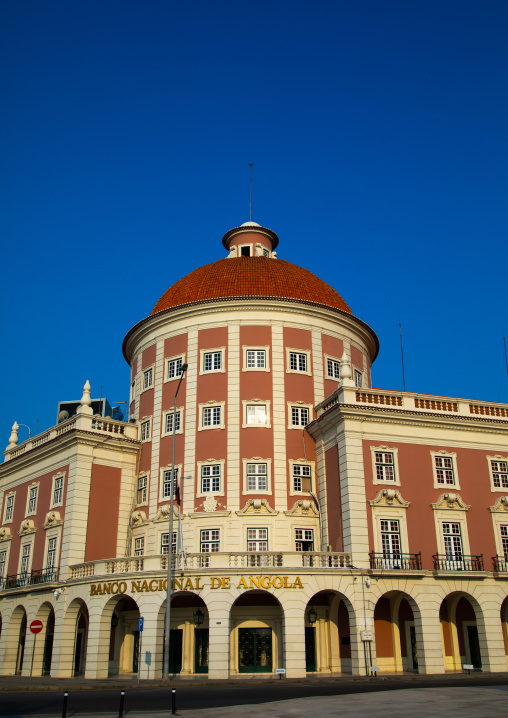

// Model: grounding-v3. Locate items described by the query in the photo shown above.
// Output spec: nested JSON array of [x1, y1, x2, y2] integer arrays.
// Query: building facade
[[0, 221, 507, 679]]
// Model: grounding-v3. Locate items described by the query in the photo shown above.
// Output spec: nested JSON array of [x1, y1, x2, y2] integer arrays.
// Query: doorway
[[305, 627, 316, 672], [195, 628, 209, 673], [238, 627, 272, 673]]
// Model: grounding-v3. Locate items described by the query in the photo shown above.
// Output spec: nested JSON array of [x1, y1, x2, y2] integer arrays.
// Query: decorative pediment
[[201, 496, 228, 513], [368, 489, 410, 508], [237, 498, 279, 516], [284, 499, 319, 517], [431, 492, 470, 511], [488, 496, 508, 513], [43, 511, 63, 529], [0, 526, 12, 541], [130, 509, 148, 527], [18, 519, 36, 536], [153, 504, 180, 522]]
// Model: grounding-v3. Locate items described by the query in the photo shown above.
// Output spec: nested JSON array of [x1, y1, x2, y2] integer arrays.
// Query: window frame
[[159, 464, 182, 502], [353, 368, 363, 387], [286, 348, 312, 376], [487, 455, 508, 492], [242, 458, 272, 495], [134, 536, 145, 556], [324, 354, 341, 381], [371, 445, 400, 486], [295, 528, 314, 552], [137, 474, 148, 505], [0, 547, 8, 584], [289, 460, 314, 496], [140, 417, 152, 442], [25, 483, 39, 517], [3, 493, 15, 524], [164, 354, 186, 384], [50, 472, 65, 508], [141, 364, 154, 392], [162, 407, 184, 437], [19, 539, 34, 575], [200, 528, 220, 561], [197, 459, 225, 498], [199, 347, 226, 375], [287, 402, 313, 430], [242, 346, 270, 372], [198, 401, 225, 431], [433, 510, 470, 560], [431, 451, 460, 490], [246, 527, 268, 552], [242, 399, 271, 428]]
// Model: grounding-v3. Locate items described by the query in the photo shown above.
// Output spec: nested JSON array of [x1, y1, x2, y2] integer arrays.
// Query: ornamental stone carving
[[153, 504, 180, 522], [238, 498, 278, 515], [368, 489, 410, 508], [431, 492, 470, 511], [43, 511, 63, 529], [285, 500, 319, 516], [0, 526, 12, 540], [488, 496, 508, 513], [130, 510, 148, 527], [18, 519, 36, 536]]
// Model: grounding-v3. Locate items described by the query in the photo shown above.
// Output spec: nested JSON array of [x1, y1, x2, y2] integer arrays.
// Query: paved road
[[1, 675, 508, 716]]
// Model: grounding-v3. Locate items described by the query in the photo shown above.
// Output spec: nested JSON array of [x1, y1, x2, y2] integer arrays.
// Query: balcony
[[1, 568, 59, 591], [492, 556, 508, 572], [432, 554, 484, 572], [369, 552, 422, 570]]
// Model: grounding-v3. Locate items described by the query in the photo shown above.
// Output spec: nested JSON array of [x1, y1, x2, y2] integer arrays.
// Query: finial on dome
[[6, 421, 19, 450]]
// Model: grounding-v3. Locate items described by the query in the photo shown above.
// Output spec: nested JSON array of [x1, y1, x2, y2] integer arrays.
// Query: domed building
[[0, 220, 507, 681]]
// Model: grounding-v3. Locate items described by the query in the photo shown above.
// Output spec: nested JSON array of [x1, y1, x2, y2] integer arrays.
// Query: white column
[[271, 324, 287, 513], [207, 600, 231, 679], [226, 324, 241, 513], [283, 603, 307, 678]]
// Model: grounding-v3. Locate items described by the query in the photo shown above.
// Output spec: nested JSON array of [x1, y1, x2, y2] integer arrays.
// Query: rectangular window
[[137, 475, 148, 504], [164, 411, 181, 434], [203, 351, 222, 372], [247, 528, 268, 552], [435, 456, 455, 485], [291, 406, 310, 427], [246, 463, 268, 491], [52, 477, 63, 506], [161, 532, 177, 555], [140, 419, 151, 441], [201, 529, 220, 553], [202, 406, 221, 427], [375, 452, 395, 482], [134, 537, 145, 556], [246, 350, 266, 369], [289, 352, 307, 373], [246, 404, 267, 426], [354, 369, 363, 387], [0, 550, 6, 581], [381, 519, 401, 567], [327, 358, 341, 380], [143, 367, 153, 390], [27, 486, 38, 515], [162, 468, 178, 499], [501, 525, 508, 559], [4, 494, 14, 522], [167, 356, 183, 380], [443, 522, 464, 568], [20, 544, 31, 574], [295, 528, 314, 552], [292, 464, 312, 493], [491, 460, 508, 489], [46, 537, 57, 570], [201, 465, 221, 493]]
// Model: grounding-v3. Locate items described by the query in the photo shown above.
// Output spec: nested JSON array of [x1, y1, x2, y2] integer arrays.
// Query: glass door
[[195, 628, 209, 673], [305, 627, 316, 672], [238, 628, 272, 673]]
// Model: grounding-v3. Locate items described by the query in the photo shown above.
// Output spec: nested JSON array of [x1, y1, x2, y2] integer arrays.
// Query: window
[[326, 357, 341, 380], [375, 452, 395, 482], [381, 519, 401, 567], [243, 401, 270, 427], [246, 463, 268, 491], [289, 351, 307, 373], [27, 485, 38, 516], [201, 529, 220, 553], [295, 529, 314, 552], [240, 245, 251, 257], [51, 474, 64, 507], [199, 402, 225, 430], [0, 549, 6, 584], [501, 525, 508, 559], [443, 522, 464, 568], [489, 457, 508, 490], [142, 366, 153, 390], [161, 532, 177, 555], [292, 464, 312, 493], [134, 537, 145, 556], [130, 379, 136, 404], [246, 350, 265, 368], [290, 405, 310, 428], [20, 544, 31, 574], [166, 355, 184, 381], [354, 369, 363, 387], [4, 494, 14, 523], [46, 537, 57, 570], [435, 456, 455, 485], [140, 418, 151, 442], [201, 464, 221, 494], [163, 409, 182, 436], [247, 528, 268, 552], [200, 348, 225, 374], [162, 468, 179, 499], [137, 475, 148, 504]]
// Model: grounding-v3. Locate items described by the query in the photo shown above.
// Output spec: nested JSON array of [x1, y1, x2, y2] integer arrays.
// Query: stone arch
[[439, 591, 484, 671], [373, 590, 423, 674], [230, 589, 284, 675], [58, 598, 89, 678], [3, 605, 27, 675], [98, 593, 141, 677], [304, 589, 354, 674], [501, 596, 508, 668], [32, 602, 55, 677], [156, 590, 209, 677]]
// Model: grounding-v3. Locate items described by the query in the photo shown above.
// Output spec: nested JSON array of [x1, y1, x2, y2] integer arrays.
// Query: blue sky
[[1, 1, 507, 442]]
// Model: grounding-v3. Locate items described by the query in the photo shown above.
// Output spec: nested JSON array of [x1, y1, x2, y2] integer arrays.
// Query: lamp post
[[163, 362, 188, 679]]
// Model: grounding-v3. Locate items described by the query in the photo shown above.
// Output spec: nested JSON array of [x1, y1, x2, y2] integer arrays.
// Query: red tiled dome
[[151, 257, 352, 315]]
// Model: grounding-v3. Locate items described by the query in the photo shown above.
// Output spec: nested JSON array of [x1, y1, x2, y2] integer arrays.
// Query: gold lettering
[[260, 576, 271, 589], [96, 584, 103, 595], [272, 576, 283, 589], [293, 576, 303, 588], [90, 584, 97, 596], [194, 577, 202, 589], [140, 580, 149, 592], [103, 583, 111, 595], [283, 577, 289, 588], [184, 578, 194, 590], [131, 581, 141, 592], [118, 582, 127, 593], [173, 578, 183, 591], [159, 579, 164, 591], [221, 577, 230, 589], [149, 579, 159, 592], [237, 576, 248, 589], [162, 579, 167, 591], [111, 582, 119, 594], [249, 576, 260, 588], [211, 577, 221, 589]]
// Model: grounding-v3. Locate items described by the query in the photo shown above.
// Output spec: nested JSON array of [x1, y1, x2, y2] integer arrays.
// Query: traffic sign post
[[137, 617, 143, 683], [29, 620, 44, 684]]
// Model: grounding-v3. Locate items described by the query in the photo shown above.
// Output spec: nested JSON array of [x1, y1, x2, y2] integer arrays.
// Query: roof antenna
[[399, 322, 406, 392], [249, 163, 254, 221], [504, 337, 508, 380]]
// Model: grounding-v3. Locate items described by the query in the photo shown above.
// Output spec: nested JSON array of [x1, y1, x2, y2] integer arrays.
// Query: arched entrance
[[107, 596, 141, 676], [31, 602, 55, 676], [156, 592, 209, 676], [501, 597, 508, 669], [59, 599, 89, 677], [230, 590, 283, 675], [304, 591, 353, 674], [440, 593, 482, 671], [374, 592, 420, 673], [2, 606, 27, 675]]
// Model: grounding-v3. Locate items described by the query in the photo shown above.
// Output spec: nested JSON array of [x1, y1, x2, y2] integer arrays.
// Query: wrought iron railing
[[1, 568, 59, 590], [432, 554, 484, 571], [492, 555, 508, 572], [369, 552, 422, 570]]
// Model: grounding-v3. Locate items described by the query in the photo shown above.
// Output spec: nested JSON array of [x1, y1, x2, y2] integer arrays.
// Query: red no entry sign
[[30, 620, 43, 634]]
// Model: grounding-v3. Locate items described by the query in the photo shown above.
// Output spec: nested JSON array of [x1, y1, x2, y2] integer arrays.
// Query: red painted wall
[[325, 446, 343, 551], [84, 465, 121, 561]]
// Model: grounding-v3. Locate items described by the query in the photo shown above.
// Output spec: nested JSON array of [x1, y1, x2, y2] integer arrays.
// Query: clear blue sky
[[1, 1, 507, 442]]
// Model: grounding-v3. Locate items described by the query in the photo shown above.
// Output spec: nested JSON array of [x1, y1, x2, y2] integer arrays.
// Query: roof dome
[[150, 257, 352, 316]]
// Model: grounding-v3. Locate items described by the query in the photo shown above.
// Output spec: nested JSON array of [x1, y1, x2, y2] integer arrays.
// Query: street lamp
[[193, 609, 204, 627], [307, 607, 317, 625], [163, 362, 188, 679]]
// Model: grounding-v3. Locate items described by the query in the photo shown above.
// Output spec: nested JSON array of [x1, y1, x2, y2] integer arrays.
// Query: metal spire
[[249, 163, 253, 221]]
